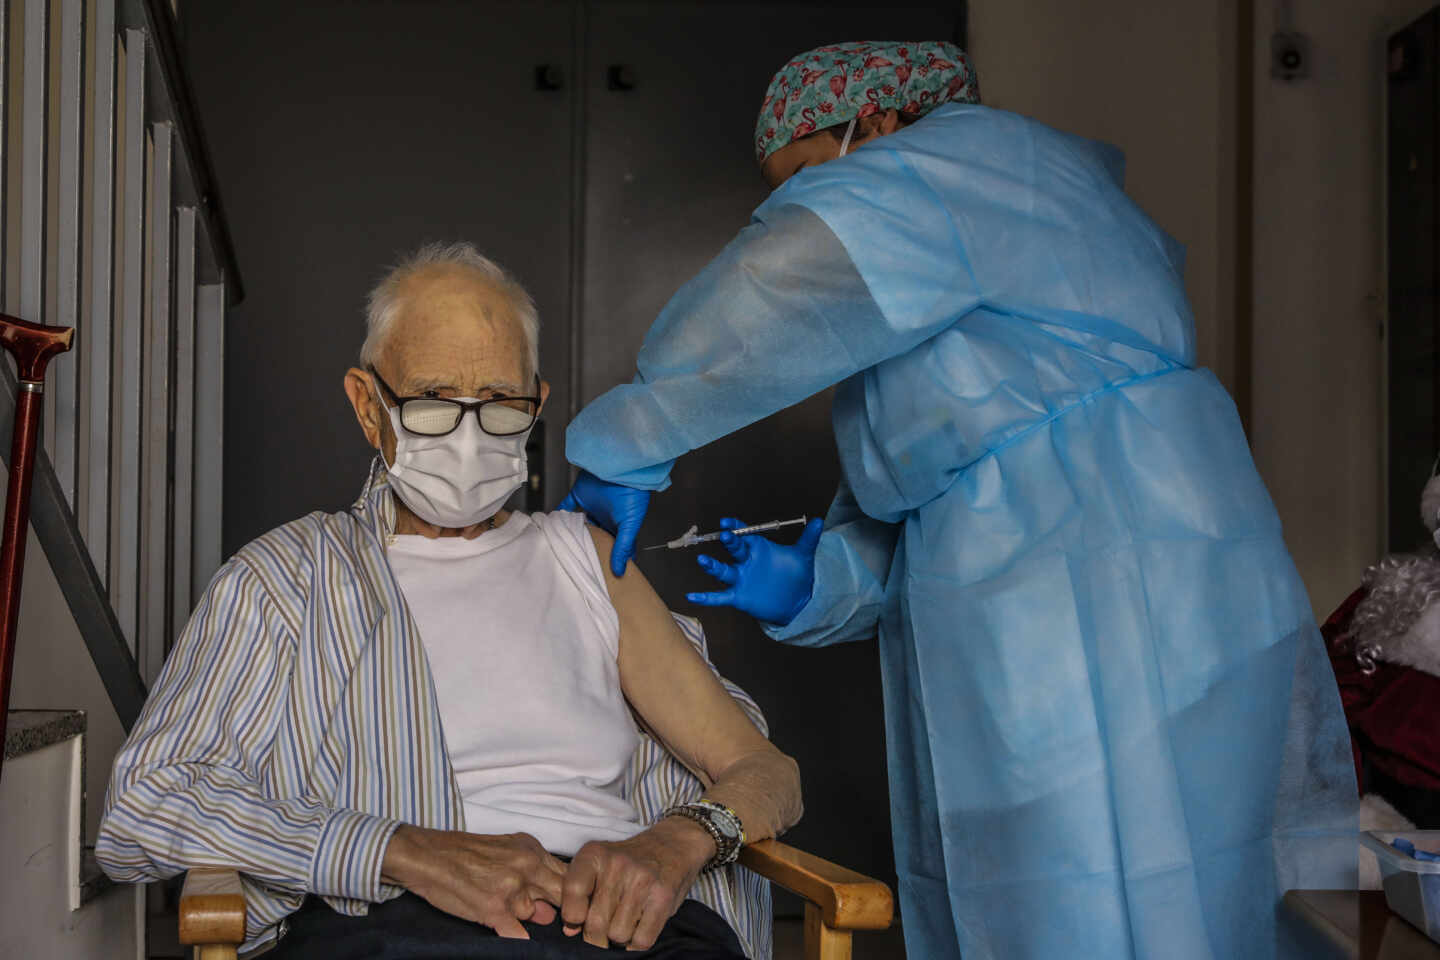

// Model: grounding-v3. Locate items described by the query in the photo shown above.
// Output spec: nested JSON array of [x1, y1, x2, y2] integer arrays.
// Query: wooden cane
[[0, 314, 74, 780]]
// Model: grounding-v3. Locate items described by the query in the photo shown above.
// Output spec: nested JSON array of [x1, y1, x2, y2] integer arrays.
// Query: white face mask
[[379, 391, 530, 529]]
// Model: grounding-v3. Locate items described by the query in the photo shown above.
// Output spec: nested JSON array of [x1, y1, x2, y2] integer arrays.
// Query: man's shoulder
[[234, 505, 368, 560], [223, 505, 378, 606], [526, 508, 590, 539], [527, 509, 612, 560], [527, 510, 612, 588]]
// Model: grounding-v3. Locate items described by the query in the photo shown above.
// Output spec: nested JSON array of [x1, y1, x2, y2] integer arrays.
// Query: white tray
[[1361, 830, 1440, 944]]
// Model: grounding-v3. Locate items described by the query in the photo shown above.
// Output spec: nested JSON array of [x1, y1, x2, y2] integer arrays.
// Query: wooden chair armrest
[[738, 839, 894, 930], [179, 868, 247, 952]]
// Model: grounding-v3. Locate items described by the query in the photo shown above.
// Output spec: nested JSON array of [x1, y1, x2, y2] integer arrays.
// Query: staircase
[[0, 0, 241, 955], [0, 711, 137, 956]]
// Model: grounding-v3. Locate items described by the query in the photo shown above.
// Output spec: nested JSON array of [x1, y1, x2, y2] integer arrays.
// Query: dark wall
[[188, 0, 579, 542], [186, 0, 961, 900], [1388, 9, 1440, 552]]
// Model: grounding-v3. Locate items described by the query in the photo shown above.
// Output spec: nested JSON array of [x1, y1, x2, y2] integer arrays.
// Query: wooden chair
[[179, 838, 893, 960]]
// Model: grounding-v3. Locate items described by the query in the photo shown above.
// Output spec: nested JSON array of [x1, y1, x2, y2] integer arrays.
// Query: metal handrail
[[1, 0, 239, 727], [125, 0, 243, 305]]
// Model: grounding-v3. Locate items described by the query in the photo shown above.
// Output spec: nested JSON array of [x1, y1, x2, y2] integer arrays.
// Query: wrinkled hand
[[688, 516, 823, 625], [381, 826, 565, 939], [558, 471, 652, 577], [560, 817, 714, 950]]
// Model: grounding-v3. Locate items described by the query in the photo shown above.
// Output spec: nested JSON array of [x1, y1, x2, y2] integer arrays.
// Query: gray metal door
[[580, 0, 961, 894]]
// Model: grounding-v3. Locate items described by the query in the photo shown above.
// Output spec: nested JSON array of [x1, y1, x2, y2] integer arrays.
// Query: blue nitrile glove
[[558, 471, 651, 577], [687, 516, 824, 625], [1393, 838, 1440, 862]]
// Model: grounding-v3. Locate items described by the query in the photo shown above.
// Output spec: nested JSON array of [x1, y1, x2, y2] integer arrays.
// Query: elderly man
[[96, 243, 802, 959]]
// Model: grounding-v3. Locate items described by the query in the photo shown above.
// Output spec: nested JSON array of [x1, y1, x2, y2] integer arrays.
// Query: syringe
[[644, 516, 808, 551]]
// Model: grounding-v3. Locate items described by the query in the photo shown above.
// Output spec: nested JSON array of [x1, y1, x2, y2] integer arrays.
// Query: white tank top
[[386, 510, 644, 856]]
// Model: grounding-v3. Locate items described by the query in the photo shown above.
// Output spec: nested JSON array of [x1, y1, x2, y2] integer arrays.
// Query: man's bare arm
[[558, 526, 802, 950], [593, 526, 802, 837]]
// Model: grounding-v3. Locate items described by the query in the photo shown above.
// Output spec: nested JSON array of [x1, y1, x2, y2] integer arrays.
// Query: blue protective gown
[[565, 104, 1357, 959]]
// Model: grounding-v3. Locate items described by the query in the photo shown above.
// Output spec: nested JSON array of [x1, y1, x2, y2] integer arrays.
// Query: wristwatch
[[662, 799, 746, 871]]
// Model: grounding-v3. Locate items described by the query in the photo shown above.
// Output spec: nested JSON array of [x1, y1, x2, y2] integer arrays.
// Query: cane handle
[[0, 314, 75, 381]]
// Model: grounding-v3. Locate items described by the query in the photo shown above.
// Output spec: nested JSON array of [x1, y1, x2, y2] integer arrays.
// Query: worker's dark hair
[[816, 110, 923, 142]]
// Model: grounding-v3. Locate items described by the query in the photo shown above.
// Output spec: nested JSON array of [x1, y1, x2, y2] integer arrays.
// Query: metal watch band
[[661, 800, 745, 871], [666, 806, 727, 870], [689, 799, 746, 847]]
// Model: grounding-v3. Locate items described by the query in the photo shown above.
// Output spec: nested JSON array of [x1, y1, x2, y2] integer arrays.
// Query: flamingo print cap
[[754, 41, 980, 165]]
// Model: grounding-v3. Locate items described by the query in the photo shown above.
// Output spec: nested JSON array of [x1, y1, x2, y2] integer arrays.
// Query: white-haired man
[[97, 243, 802, 959]]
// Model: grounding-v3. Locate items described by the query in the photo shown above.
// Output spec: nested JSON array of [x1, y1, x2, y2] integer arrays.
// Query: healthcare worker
[[561, 41, 1357, 959]]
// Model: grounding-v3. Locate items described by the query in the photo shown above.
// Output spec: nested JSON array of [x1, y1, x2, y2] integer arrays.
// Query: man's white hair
[[360, 241, 540, 377]]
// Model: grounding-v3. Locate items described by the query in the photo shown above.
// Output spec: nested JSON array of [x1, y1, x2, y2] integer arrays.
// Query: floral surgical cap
[[754, 41, 981, 165]]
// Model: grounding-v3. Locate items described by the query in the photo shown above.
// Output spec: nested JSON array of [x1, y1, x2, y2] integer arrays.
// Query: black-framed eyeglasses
[[369, 367, 540, 437]]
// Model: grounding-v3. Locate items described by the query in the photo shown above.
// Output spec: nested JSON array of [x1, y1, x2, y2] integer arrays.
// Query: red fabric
[[1324, 587, 1440, 795]]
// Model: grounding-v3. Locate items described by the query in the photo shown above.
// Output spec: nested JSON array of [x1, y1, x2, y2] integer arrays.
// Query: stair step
[[4, 709, 86, 759], [80, 846, 114, 906]]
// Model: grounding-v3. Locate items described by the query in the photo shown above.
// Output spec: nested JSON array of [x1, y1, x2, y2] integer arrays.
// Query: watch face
[[713, 816, 739, 840]]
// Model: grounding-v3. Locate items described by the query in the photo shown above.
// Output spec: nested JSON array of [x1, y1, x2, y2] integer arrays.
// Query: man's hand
[[381, 826, 566, 939], [560, 816, 715, 950]]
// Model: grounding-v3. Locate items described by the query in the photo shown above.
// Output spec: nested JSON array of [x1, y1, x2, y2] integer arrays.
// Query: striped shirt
[[96, 464, 771, 958]]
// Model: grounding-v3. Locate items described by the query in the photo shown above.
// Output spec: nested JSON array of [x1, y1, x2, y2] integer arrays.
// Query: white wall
[[0, 736, 139, 957], [7, 520, 130, 847], [1249, 0, 1436, 617], [0, 473, 140, 955], [969, 0, 1237, 388], [973, 0, 1421, 619], [1250, 0, 1379, 618], [0, 458, 132, 905]]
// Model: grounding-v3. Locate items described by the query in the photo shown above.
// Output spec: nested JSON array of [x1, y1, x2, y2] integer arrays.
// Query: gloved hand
[[558, 471, 651, 577], [687, 517, 824, 625]]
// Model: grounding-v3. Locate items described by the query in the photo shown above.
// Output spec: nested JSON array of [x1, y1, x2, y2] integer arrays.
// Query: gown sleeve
[[567, 106, 1196, 492], [762, 475, 900, 647], [564, 201, 969, 490]]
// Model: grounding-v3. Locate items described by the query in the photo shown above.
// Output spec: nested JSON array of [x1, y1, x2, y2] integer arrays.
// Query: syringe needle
[[643, 516, 809, 551]]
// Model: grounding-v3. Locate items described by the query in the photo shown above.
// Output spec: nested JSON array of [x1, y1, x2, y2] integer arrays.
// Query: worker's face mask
[[837, 116, 858, 158], [375, 386, 529, 528]]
